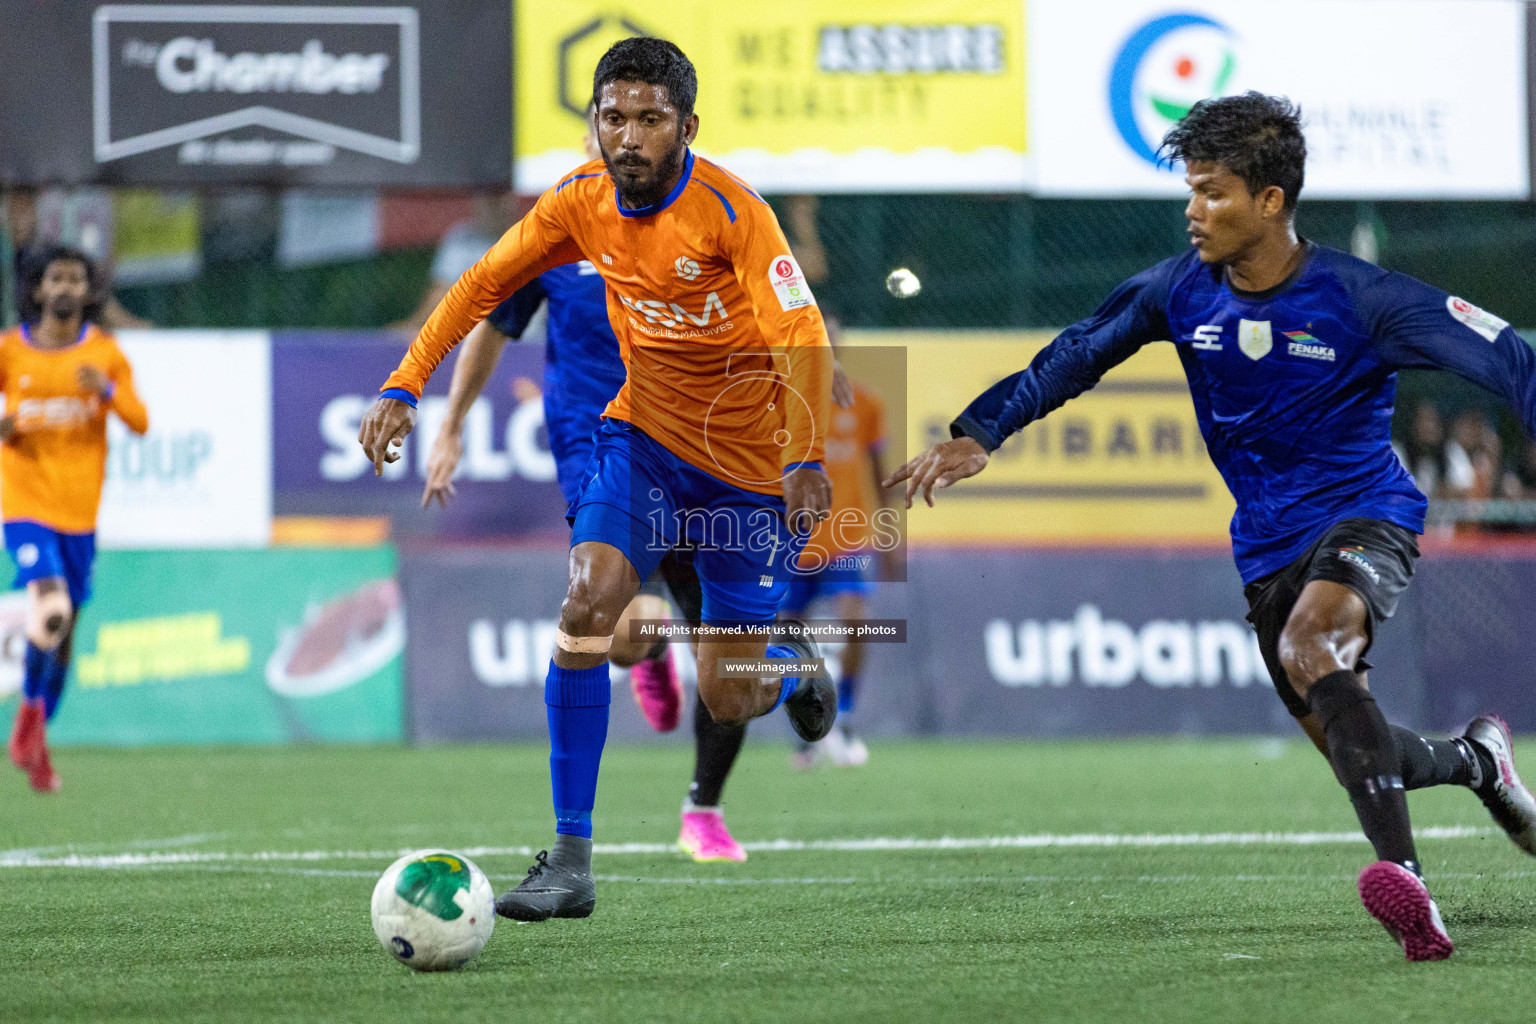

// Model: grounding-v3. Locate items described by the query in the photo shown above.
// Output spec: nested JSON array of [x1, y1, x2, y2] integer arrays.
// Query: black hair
[[1159, 92, 1306, 211], [17, 244, 104, 325], [592, 37, 697, 121]]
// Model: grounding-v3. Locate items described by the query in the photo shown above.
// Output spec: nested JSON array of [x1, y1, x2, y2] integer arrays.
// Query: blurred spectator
[[1443, 410, 1490, 498], [389, 190, 518, 335], [782, 194, 829, 285], [1402, 402, 1447, 496], [6, 186, 150, 330], [1500, 439, 1536, 499]]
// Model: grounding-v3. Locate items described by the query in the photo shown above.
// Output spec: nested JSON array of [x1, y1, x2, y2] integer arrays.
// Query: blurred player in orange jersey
[[784, 323, 895, 770], [3, 246, 148, 793], [360, 38, 834, 921]]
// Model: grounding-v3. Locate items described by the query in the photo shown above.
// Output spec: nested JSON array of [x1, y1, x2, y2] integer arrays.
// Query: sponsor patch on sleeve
[[769, 254, 816, 312], [1446, 296, 1510, 343]]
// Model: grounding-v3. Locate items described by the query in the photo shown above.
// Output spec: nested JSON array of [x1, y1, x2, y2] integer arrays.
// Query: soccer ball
[[371, 850, 495, 971]]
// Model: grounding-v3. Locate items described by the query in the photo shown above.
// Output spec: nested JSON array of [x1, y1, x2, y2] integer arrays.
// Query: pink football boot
[[629, 647, 682, 732], [678, 807, 747, 863], [1358, 861, 1453, 961]]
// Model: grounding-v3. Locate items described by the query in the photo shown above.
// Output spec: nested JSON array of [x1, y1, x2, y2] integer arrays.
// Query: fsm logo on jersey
[[1107, 11, 1239, 168]]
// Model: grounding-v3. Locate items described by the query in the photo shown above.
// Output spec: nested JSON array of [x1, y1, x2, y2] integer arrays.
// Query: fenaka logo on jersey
[[1237, 319, 1271, 360], [770, 254, 816, 312], [92, 5, 421, 167], [1283, 329, 1335, 362], [674, 257, 702, 282], [1446, 296, 1510, 343]]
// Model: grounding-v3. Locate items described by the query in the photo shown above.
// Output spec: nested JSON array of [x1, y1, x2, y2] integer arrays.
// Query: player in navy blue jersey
[[888, 92, 1536, 962], [421, 243, 757, 865]]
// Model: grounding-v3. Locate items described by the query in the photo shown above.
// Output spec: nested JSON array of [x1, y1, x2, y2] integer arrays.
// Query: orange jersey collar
[[615, 149, 695, 219]]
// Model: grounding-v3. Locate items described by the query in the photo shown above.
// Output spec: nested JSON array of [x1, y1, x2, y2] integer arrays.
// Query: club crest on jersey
[[1446, 296, 1509, 343], [674, 256, 701, 281], [1237, 319, 1272, 361]]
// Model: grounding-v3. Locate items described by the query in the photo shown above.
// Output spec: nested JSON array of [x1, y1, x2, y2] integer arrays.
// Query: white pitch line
[[0, 825, 1497, 870], [31, 863, 1536, 887]]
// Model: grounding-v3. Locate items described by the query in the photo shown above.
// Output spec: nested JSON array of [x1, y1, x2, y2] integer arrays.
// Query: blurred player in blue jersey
[[420, 120, 754, 864], [890, 92, 1536, 962]]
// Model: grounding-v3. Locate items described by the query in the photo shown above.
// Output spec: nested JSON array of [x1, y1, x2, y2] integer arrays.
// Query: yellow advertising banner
[[844, 332, 1235, 545], [513, 0, 1028, 194]]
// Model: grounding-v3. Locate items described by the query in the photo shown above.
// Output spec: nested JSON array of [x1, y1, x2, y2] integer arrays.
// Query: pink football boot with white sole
[[1358, 861, 1454, 961]]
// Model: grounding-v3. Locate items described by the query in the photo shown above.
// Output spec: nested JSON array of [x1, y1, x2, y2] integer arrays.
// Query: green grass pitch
[[4, 738, 1535, 1023]]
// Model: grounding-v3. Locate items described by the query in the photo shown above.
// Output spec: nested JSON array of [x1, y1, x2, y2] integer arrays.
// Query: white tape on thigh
[[556, 629, 613, 654], [26, 588, 72, 648]]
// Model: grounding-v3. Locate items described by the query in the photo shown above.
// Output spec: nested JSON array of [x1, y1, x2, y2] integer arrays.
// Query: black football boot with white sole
[[494, 842, 596, 922]]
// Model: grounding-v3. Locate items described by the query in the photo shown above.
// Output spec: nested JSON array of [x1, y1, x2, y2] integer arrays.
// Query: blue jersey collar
[[1223, 239, 1315, 302], [19, 322, 89, 350], [616, 149, 694, 218]]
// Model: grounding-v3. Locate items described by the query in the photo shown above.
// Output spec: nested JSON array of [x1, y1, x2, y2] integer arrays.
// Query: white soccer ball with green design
[[371, 850, 495, 971]]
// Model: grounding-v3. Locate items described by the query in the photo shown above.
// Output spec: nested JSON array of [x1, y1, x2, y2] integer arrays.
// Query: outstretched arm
[[887, 260, 1176, 506], [1369, 276, 1536, 435], [362, 187, 581, 473]]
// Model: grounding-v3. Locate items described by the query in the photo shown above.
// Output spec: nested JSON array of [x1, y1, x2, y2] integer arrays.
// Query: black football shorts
[[1243, 517, 1419, 718]]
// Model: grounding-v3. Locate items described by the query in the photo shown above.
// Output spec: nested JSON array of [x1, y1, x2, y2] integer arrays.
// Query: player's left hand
[[358, 396, 418, 476], [782, 465, 832, 536], [77, 365, 111, 396], [884, 436, 989, 508], [421, 425, 463, 508]]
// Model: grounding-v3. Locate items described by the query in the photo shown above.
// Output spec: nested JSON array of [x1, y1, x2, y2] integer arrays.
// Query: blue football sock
[[545, 660, 611, 839], [41, 651, 69, 720], [837, 673, 859, 715], [23, 643, 47, 703], [765, 644, 800, 713]]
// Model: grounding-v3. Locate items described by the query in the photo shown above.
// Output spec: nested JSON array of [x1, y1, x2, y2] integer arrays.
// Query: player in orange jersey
[[784, 325, 895, 770], [360, 38, 835, 921], [3, 246, 148, 793]]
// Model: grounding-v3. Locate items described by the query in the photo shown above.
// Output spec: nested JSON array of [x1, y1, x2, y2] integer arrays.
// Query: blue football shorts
[[568, 418, 809, 626], [4, 521, 96, 608]]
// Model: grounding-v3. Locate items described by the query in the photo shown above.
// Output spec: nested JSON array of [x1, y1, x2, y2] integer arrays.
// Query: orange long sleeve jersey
[[0, 324, 149, 533], [383, 152, 832, 494]]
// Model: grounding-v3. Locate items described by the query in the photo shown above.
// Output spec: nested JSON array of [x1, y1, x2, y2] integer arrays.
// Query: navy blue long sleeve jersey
[[486, 260, 628, 505], [952, 242, 1536, 582]]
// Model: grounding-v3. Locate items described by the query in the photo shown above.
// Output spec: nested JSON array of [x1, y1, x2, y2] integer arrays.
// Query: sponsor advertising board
[[0, 546, 404, 745], [400, 546, 921, 742], [514, 0, 1028, 193], [864, 331, 1236, 544], [399, 545, 1466, 742], [1028, 0, 1529, 198], [0, 2, 511, 185], [271, 333, 567, 538], [0, 541, 1522, 745], [99, 330, 273, 548]]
